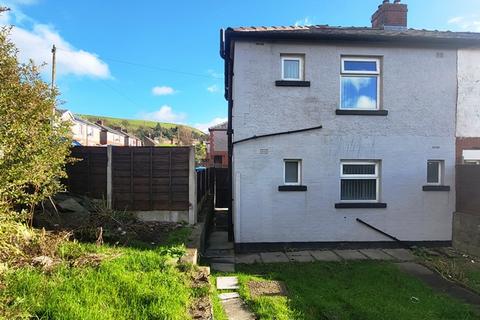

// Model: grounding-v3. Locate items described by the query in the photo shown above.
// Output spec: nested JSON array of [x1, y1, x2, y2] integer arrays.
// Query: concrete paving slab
[[236, 253, 262, 264], [203, 249, 235, 258], [211, 263, 235, 273], [219, 292, 240, 301], [207, 231, 234, 250], [217, 276, 239, 290], [286, 251, 314, 262], [334, 249, 368, 260], [359, 249, 395, 260], [383, 248, 415, 261], [310, 250, 341, 262], [221, 298, 256, 320], [210, 256, 236, 264], [260, 252, 289, 263]]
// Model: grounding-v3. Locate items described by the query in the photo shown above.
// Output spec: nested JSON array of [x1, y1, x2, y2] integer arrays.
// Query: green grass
[[1, 227, 195, 320], [232, 261, 479, 320], [78, 114, 205, 136]]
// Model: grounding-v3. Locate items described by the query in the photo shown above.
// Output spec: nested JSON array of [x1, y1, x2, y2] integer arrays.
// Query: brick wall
[[456, 137, 480, 164]]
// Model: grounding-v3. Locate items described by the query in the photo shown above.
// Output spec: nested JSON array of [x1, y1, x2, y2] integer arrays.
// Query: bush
[[0, 25, 72, 222]]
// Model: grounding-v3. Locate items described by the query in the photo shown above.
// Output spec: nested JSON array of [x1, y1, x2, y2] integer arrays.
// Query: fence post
[[107, 145, 112, 210], [188, 146, 197, 224]]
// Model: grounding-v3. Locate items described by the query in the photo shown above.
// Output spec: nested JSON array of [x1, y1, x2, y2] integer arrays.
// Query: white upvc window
[[284, 159, 301, 185], [340, 57, 381, 110], [427, 160, 444, 185], [340, 161, 380, 202], [281, 55, 304, 81]]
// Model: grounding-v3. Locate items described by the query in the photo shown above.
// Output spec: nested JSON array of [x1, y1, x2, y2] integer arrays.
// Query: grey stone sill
[[278, 185, 308, 191], [335, 202, 387, 209], [422, 185, 451, 191], [335, 109, 388, 116], [275, 80, 311, 87]]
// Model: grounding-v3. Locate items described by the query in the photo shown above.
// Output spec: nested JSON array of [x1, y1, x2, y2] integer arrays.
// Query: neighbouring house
[[207, 121, 228, 167], [58, 109, 103, 146], [111, 126, 143, 146], [221, 0, 480, 250], [95, 121, 127, 146], [456, 49, 480, 164], [142, 135, 158, 147]]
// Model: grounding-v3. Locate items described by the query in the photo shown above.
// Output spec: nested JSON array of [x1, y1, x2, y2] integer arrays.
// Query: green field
[[77, 114, 206, 138]]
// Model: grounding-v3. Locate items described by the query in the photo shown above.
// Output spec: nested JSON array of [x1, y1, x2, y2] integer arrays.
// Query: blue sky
[[1, 0, 480, 131]]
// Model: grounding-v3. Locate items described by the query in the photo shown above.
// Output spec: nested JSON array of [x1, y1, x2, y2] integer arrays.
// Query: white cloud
[[1, 3, 110, 78], [152, 86, 176, 96], [294, 17, 313, 27], [448, 15, 480, 32], [343, 77, 372, 91], [354, 96, 376, 109], [139, 105, 187, 123], [194, 117, 228, 133], [207, 84, 219, 93]]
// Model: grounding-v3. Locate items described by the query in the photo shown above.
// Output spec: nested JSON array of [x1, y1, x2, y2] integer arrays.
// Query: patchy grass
[[415, 247, 480, 294], [0, 226, 196, 319], [209, 276, 229, 320], [233, 261, 479, 320]]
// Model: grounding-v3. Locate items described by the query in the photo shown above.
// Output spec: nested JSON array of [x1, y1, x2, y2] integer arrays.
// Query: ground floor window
[[340, 161, 379, 202], [284, 159, 301, 185], [427, 160, 444, 185]]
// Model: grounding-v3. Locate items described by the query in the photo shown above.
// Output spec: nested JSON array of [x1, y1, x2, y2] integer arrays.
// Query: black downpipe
[[222, 28, 234, 242]]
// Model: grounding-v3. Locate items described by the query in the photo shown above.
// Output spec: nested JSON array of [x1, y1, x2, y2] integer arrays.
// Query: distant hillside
[[78, 114, 207, 145]]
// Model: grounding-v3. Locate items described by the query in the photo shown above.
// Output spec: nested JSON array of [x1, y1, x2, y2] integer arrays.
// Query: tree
[[194, 142, 206, 164], [153, 122, 162, 138], [0, 26, 72, 221], [178, 126, 193, 146]]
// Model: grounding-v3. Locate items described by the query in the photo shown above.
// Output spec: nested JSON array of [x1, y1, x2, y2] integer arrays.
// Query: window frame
[[340, 57, 381, 111], [283, 159, 302, 186], [340, 161, 380, 203], [281, 55, 304, 81], [426, 160, 443, 185]]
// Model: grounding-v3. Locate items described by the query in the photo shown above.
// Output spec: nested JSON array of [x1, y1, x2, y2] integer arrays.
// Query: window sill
[[275, 80, 310, 87], [335, 109, 388, 116], [422, 185, 450, 191], [335, 202, 387, 209], [278, 185, 307, 192]]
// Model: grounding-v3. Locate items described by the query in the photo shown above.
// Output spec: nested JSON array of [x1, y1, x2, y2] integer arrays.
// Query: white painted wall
[[232, 41, 457, 244], [457, 48, 480, 138]]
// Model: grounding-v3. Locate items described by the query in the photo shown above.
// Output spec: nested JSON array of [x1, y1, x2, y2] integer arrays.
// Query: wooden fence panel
[[456, 165, 480, 214], [66, 147, 107, 199], [66, 146, 193, 212]]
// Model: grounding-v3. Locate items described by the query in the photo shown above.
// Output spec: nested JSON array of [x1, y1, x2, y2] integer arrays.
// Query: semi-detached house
[[220, 0, 480, 251]]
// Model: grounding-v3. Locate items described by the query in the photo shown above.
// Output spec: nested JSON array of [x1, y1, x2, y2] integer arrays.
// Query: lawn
[[0, 227, 200, 320], [230, 261, 479, 320]]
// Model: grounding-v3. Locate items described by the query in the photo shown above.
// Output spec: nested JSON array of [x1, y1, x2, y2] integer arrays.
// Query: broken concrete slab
[[359, 249, 395, 260], [221, 298, 256, 320], [236, 253, 262, 264], [218, 292, 240, 301], [310, 250, 341, 262], [217, 276, 239, 290], [383, 248, 415, 261], [57, 198, 89, 213], [211, 263, 235, 273], [334, 249, 368, 260], [260, 252, 289, 263], [286, 251, 314, 262]]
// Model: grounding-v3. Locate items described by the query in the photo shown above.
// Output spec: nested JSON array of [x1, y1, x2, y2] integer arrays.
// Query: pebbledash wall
[[232, 41, 457, 246]]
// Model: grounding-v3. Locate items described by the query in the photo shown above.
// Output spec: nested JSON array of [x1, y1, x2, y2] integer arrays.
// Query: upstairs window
[[281, 55, 304, 81], [284, 159, 301, 185], [340, 161, 379, 202], [340, 57, 380, 110], [427, 160, 443, 185]]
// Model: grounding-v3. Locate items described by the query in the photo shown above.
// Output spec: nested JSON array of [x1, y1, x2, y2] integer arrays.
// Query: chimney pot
[[96, 120, 104, 126], [394, 0, 401, 3]]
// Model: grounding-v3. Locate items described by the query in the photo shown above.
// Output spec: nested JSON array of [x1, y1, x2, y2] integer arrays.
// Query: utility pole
[[51, 44, 56, 117]]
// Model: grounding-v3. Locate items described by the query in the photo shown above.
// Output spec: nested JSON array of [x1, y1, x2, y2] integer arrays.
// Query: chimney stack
[[371, 0, 408, 30], [96, 120, 104, 126]]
